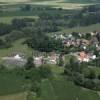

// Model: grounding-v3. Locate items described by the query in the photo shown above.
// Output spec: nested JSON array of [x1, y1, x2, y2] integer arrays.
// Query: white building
[[2, 54, 27, 67]]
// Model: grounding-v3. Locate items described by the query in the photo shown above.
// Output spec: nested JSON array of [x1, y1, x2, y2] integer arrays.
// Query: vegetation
[[0, 1, 100, 100], [41, 78, 100, 100], [0, 92, 27, 100], [65, 0, 100, 3]]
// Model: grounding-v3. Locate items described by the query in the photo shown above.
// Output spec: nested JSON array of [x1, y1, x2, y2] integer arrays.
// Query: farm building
[[2, 54, 27, 67]]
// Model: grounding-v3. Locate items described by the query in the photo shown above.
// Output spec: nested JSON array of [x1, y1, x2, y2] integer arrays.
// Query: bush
[[85, 69, 96, 79], [84, 79, 96, 89]]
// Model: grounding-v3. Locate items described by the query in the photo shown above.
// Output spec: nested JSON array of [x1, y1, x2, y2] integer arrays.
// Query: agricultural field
[[0, 0, 54, 2], [64, 0, 100, 3], [0, 92, 27, 100], [0, 16, 38, 24], [0, 0, 100, 100], [41, 78, 100, 100], [0, 0, 92, 9], [0, 16, 37, 23], [0, 66, 100, 100], [30, 0, 91, 9], [0, 71, 26, 95], [0, 0, 29, 2]]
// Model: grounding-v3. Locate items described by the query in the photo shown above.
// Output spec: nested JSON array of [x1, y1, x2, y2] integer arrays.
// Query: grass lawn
[[41, 78, 100, 100]]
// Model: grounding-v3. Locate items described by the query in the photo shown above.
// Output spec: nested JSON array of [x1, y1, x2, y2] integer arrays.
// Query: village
[[1, 30, 100, 68]]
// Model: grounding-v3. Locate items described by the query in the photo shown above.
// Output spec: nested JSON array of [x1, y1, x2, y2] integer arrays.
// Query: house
[[77, 51, 96, 62], [33, 52, 59, 66], [2, 54, 27, 67], [78, 51, 90, 62], [90, 37, 99, 45], [34, 56, 43, 67], [90, 31, 97, 36], [45, 52, 59, 64]]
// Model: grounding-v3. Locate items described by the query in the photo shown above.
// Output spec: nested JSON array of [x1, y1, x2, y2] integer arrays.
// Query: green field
[[0, 0, 91, 9], [0, 0, 53, 2], [64, 0, 100, 3], [62, 23, 100, 33], [0, 39, 32, 61], [0, 71, 26, 95], [41, 78, 100, 100], [0, 16, 38, 23], [0, 64, 100, 100], [0, 0, 100, 100]]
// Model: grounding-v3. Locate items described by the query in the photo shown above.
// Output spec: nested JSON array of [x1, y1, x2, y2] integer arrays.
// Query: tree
[[0, 39, 11, 49], [27, 34, 63, 52], [0, 23, 12, 36], [5, 30, 24, 42], [84, 79, 95, 89], [12, 19, 27, 29], [25, 57, 35, 70], [58, 54, 64, 66], [98, 73, 100, 80], [24, 4, 31, 11], [73, 72, 84, 86], [85, 69, 96, 79], [30, 81, 40, 96], [39, 65, 52, 79], [64, 63, 72, 75]]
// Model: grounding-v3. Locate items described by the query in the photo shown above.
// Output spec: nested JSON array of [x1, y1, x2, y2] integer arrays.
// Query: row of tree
[[64, 58, 100, 90]]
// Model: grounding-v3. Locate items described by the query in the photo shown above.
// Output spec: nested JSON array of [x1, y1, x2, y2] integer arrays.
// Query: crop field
[[41, 78, 100, 100]]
